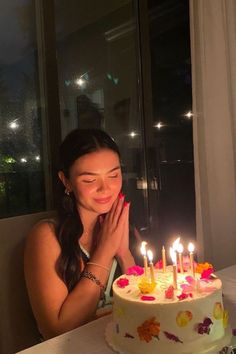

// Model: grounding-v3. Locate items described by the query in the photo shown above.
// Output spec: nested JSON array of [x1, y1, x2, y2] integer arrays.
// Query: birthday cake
[[105, 265, 232, 354]]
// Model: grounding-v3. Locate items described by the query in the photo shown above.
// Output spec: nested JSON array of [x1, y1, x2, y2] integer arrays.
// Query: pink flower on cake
[[177, 292, 193, 301], [140, 295, 156, 301], [116, 278, 129, 288], [181, 276, 196, 292], [154, 259, 163, 269], [200, 268, 214, 280], [165, 285, 174, 299], [126, 265, 144, 276]]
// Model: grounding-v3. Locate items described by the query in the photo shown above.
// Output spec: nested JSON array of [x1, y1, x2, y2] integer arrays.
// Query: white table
[[16, 265, 236, 354]]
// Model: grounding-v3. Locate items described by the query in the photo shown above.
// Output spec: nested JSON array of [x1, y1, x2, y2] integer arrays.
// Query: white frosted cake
[[105, 265, 231, 354]]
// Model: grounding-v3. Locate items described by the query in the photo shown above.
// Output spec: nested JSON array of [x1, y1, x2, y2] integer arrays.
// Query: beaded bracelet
[[87, 262, 110, 272], [81, 270, 105, 299]]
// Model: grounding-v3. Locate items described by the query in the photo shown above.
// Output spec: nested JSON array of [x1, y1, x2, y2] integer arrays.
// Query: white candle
[[140, 241, 148, 276], [170, 247, 178, 289], [147, 249, 155, 283], [188, 242, 195, 278], [162, 246, 166, 272], [177, 243, 184, 273]]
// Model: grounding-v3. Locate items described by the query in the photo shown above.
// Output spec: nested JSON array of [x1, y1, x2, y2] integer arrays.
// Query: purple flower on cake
[[116, 278, 129, 288], [140, 295, 156, 301], [177, 292, 193, 301], [165, 285, 174, 299], [196, 317, 213, 335], [126, 265, 144, 276], [163, 331, 183, 344]]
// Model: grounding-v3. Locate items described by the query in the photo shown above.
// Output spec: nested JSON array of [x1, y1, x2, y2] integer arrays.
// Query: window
[[0, 0, 47, 218]]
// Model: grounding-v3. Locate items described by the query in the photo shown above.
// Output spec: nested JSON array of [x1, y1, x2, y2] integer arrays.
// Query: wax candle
[[188, 242, 195, 278], [147, 250, 155, 283], [162, 246, 166, 272], [170, 247, 177, 289], [140, 241, 148, 276], [177, 243, 184, 273]]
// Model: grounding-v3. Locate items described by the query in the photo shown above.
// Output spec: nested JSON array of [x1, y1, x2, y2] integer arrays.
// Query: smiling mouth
[[94, 196, 112, 204]]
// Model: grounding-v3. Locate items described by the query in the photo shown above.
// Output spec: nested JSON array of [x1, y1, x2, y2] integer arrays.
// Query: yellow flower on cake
[[213, 302, 223, 320], [176, 311, 193, 327], [223, 310, 229, 328]]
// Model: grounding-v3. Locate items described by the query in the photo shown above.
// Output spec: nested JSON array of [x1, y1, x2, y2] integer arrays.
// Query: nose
[[97, 178, 109, 193]]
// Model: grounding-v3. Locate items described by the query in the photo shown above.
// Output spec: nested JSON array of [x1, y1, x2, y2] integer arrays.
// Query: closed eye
[[82, 179, 96, 183]]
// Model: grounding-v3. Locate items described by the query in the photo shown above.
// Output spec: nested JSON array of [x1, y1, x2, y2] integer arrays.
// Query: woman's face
[[66, 148, 122, 215]]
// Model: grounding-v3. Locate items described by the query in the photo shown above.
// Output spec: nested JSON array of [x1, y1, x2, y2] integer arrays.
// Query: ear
[[58, 171, 72, 192]]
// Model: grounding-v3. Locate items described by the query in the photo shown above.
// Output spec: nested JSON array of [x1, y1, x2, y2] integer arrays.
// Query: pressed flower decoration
[[177, 292, 193, 301], [140, 295, 156, 301], [222, 310, 229, 328], [137, 317, 160, 342], [200, 268, 214, 280], [126, 265, 144, 276], [176, 311, 193, 327], [213, 302, 223, 320], [165, 285, 174, 299], [116, 278, 129, 288], [195, 262, 214, 274], [163, 331, 183, 344], [196, 317, 213, 335], [138, 277, 156, 294], [154, 259, 163, 269]]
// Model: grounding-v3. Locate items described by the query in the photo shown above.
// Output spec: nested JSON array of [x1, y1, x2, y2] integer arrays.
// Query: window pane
[[148, 0, 196, 247], [0, 0, 46, 218], [54, 0, 149, 254]]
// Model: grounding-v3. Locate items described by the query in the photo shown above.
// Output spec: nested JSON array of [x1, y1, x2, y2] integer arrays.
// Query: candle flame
[[173, 237, 180, 251], [188, 242, 195, 253], [170, 247, 177, 264], [177, 243, 184, 253], [147, 249, 153, 262], [140, 241, 147, 256]]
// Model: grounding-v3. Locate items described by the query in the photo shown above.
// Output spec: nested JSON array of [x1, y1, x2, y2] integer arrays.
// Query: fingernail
[[124, 201, 130, 207], [118, 192, 124, 199]]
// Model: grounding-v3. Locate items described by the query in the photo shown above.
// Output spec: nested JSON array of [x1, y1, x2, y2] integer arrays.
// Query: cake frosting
[[105, 266, 231, 354]]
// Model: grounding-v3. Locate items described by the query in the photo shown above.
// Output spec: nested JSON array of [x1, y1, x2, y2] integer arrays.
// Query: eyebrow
[[77, 166, 121, 177]]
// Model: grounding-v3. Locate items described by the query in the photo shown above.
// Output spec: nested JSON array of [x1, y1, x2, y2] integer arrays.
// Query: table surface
[[16, 265, 236, 354]]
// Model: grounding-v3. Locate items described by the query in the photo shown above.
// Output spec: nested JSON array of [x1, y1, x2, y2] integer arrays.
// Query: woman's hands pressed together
[[93, 192, 134, 273]]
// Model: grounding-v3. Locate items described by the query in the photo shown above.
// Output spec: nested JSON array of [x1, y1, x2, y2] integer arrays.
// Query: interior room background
[[0, 1, 236, 352]]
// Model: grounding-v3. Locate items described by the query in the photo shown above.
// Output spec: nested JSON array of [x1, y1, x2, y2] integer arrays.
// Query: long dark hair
[[56, 128, 120, 291]]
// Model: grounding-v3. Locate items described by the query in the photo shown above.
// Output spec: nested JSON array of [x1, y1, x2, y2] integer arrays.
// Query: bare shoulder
[[25, 220, 61, 261]]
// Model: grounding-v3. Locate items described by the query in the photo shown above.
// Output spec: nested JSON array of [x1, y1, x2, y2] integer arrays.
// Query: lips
[[94, 196, 112, 204]]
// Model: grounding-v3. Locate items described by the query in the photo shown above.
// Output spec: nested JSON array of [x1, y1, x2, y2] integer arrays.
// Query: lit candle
[[162, 246, 166, 272], [188, 242, 195, 278], [170, 247, 178, 289], [177, 243, 184, 273], [147, 250, 155, 283], [173, 236, 180, 251], [140, 241, 148, 276]]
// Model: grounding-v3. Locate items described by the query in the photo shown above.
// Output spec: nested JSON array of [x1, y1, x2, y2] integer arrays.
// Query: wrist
[[116, 250, 135, 273]]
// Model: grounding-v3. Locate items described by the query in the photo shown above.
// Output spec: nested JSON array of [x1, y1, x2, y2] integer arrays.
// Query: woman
[[24, 129, 135, 339]]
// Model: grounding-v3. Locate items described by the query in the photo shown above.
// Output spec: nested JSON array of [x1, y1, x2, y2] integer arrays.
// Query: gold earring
[[65, 188, 70, 196]]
